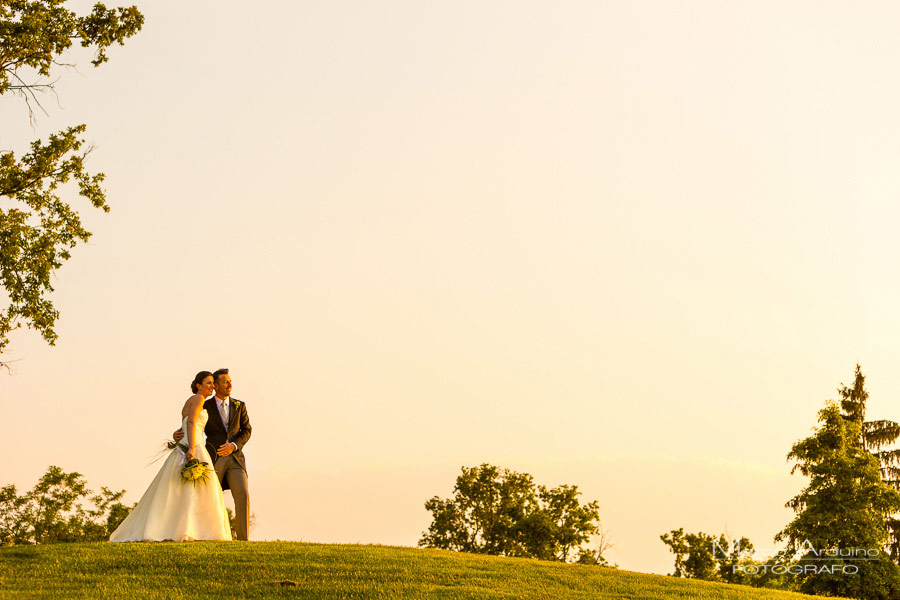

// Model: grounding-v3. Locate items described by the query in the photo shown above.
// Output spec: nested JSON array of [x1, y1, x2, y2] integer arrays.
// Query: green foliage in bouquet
[[180, 459, 213, 487]]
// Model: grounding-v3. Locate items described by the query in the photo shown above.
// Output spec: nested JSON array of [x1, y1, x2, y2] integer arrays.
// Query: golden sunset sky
[[4, 0, 900, 574]]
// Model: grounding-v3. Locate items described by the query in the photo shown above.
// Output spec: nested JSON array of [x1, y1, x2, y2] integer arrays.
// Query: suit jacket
[[204, 397, 252, 482]]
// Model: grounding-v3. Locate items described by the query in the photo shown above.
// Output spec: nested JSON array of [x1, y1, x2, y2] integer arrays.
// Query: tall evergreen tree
[[777, 400, 900, 599], [837, 365, 900, 561]]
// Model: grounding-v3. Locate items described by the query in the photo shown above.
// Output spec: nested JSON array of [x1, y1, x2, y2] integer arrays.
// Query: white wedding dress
[[109, 409, 232, 542]]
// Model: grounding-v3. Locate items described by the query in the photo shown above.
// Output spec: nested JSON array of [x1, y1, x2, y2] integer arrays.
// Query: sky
[[3, 0, 900, 575]]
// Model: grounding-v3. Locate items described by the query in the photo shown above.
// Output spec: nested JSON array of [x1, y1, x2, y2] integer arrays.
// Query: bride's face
[[197, 375, 215, 397]]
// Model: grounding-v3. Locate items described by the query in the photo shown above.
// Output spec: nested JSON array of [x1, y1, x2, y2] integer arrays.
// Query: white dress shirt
[[215, 396, 238, 452]]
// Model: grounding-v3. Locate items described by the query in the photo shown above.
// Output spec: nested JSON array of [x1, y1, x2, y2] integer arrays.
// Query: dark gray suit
[[204, 397, 251, 540]]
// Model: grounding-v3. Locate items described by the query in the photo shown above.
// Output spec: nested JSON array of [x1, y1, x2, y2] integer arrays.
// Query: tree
[[225, 507, 257, 540], [838, 364, 900, 561], [419, 464, 607, 564], [660, 528, 759, 585], [574, 522, 616, 567], [0, 465, 132, 545], [419, 464, 535, 556], [521, 484, 601, 562], [776, 400, 900, 599], [660, 528, 718, 580], [0, 1, 144, 358]]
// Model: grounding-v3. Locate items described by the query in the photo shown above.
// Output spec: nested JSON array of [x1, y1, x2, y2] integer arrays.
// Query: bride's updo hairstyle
[[191, 370, 214, 394]]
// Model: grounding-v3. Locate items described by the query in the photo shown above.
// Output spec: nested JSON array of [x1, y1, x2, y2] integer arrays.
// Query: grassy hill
[[0, 541, 825, 599]]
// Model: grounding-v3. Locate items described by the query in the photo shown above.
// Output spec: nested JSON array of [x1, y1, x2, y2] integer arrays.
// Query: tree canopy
[[660, 528, 754, 583], [418, 463, 609, 564], [777, 397, 900, 599], [0, 0, 143, 356], [0, 465, 131, 544]]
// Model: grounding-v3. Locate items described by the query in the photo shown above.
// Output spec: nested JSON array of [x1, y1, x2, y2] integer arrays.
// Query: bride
[[109, 371, 232, 542]]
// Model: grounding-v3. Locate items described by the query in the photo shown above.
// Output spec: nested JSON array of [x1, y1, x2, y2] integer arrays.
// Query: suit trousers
[[214, 454, 249, 540]]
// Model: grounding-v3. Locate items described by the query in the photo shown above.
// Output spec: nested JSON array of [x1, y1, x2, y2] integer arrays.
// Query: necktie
[[222, 401, 228, 427]]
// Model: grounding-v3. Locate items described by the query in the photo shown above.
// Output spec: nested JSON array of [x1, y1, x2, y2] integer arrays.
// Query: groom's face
[[214, 373, 233, 398]]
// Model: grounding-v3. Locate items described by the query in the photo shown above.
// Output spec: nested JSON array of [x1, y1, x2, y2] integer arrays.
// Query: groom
[[175, 368, 252, 540]]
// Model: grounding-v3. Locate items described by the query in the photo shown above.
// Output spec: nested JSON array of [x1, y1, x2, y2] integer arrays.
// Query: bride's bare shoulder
[[181, 394, 205, 415]]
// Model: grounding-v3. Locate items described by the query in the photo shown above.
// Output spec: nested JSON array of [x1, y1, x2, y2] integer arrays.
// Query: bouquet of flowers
[[180, 458, 213, 486]]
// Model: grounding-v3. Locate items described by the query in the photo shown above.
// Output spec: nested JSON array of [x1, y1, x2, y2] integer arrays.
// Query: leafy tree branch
[[0, 1, 143, 361]]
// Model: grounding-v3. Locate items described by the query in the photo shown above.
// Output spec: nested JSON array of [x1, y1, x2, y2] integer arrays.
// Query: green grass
[[0, 541, 824, 599]]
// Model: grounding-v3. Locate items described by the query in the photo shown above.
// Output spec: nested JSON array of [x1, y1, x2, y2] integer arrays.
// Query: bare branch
[[0, 358, 21, 375], [8, 70, 54, 124]]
